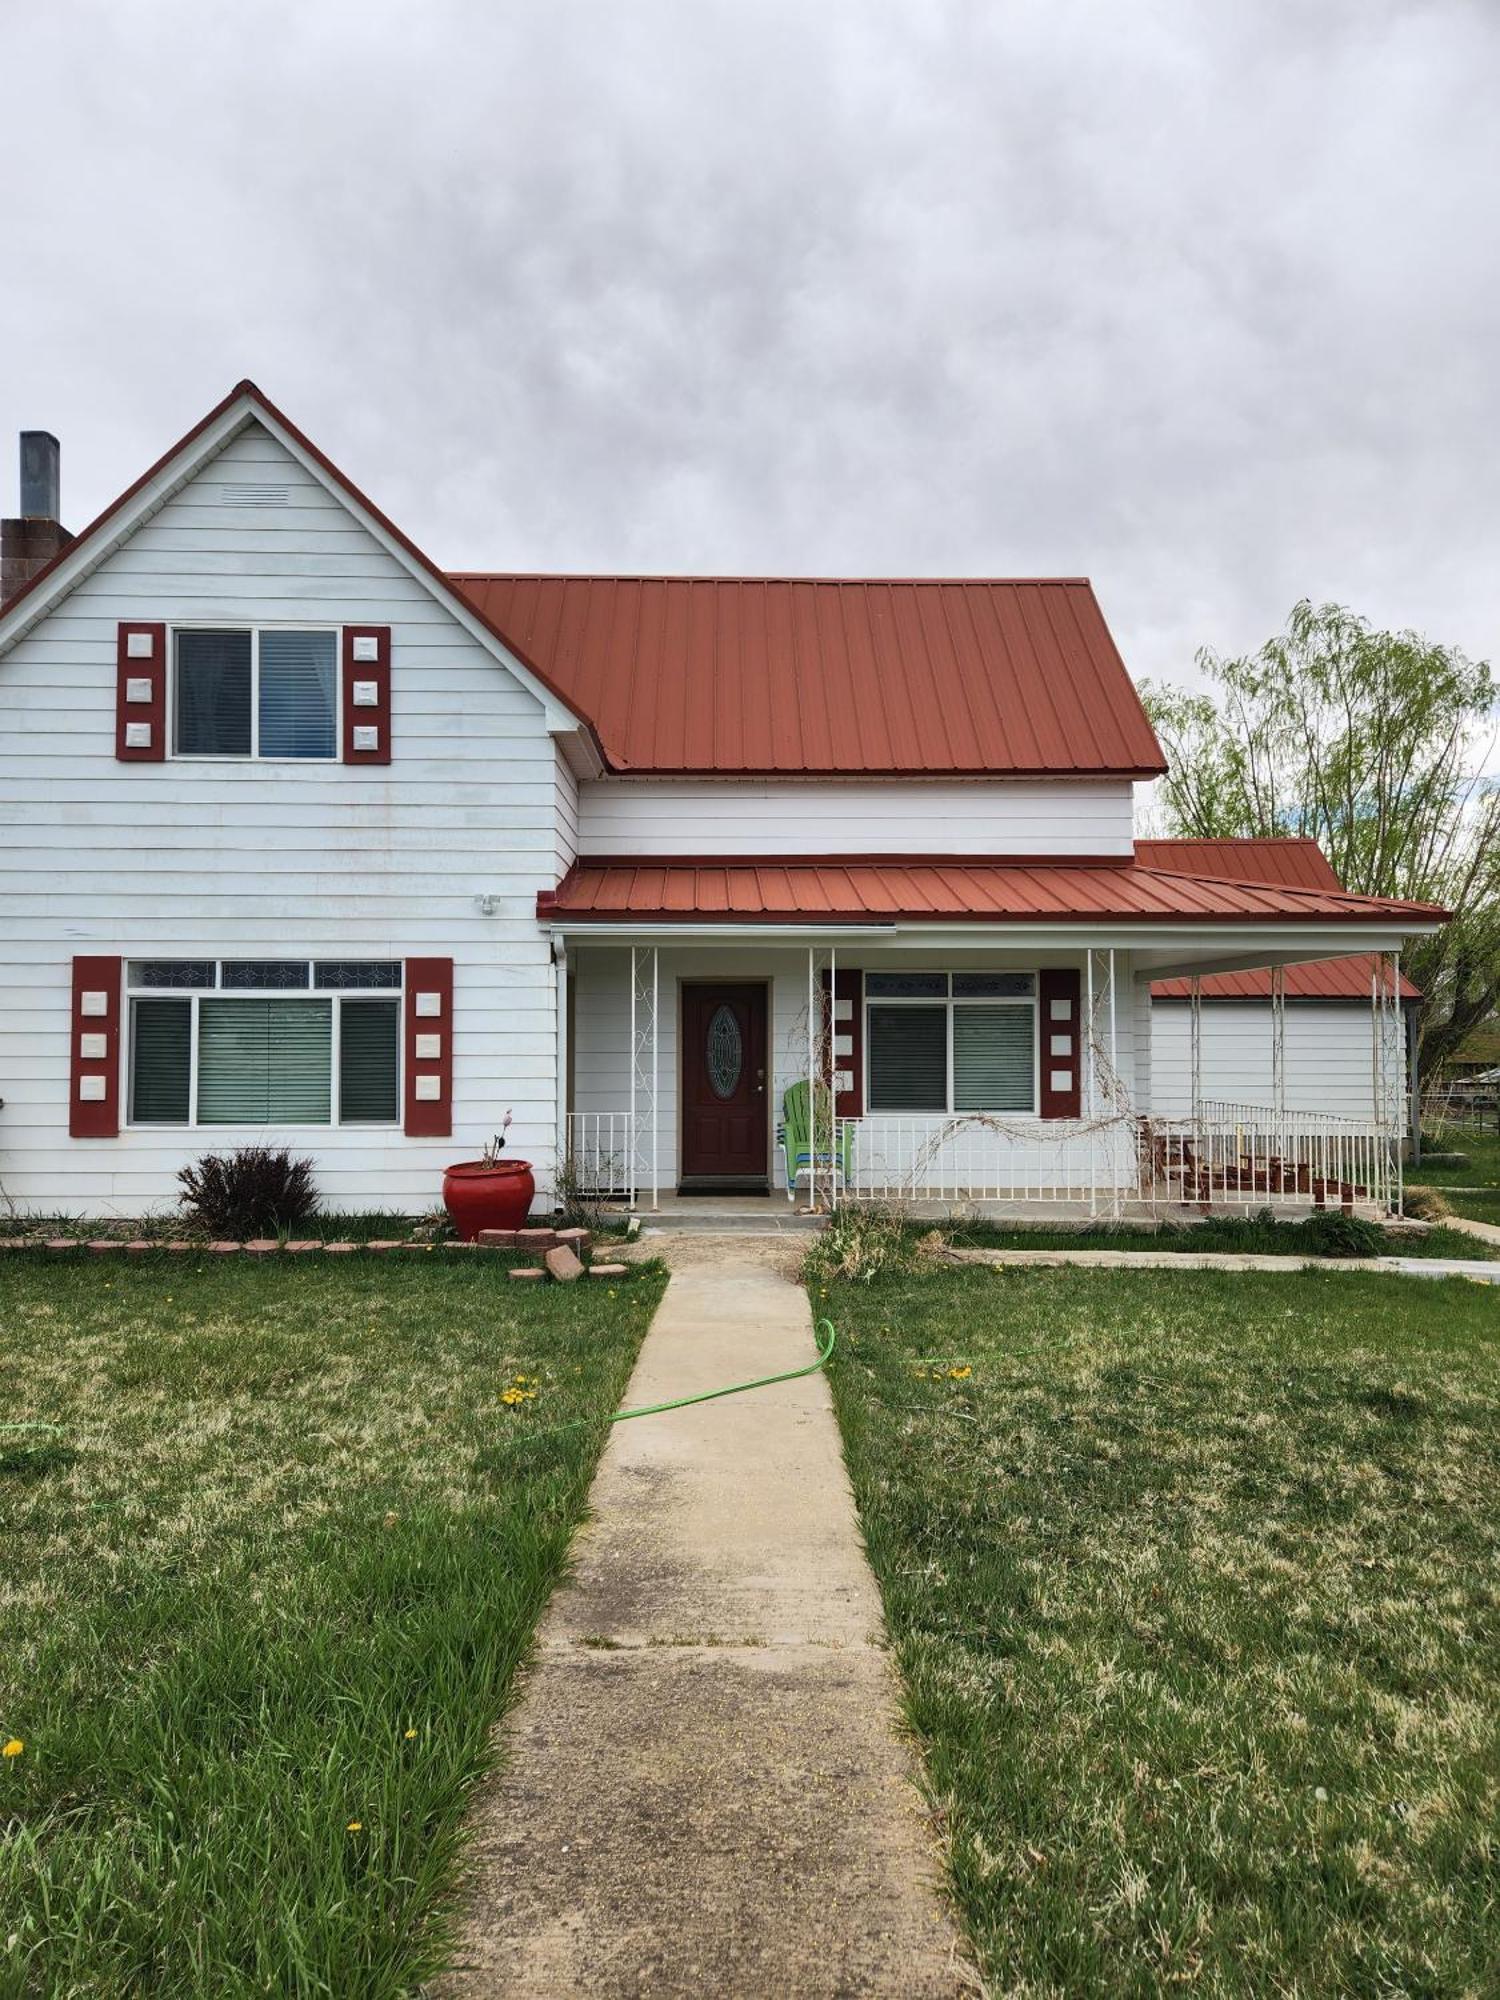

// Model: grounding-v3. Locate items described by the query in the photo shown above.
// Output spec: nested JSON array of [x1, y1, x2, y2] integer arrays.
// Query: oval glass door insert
[[706, 1004, 743, 1099]]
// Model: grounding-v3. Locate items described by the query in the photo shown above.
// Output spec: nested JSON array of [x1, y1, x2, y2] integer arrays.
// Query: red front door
[[680, 982, 769, 1187]]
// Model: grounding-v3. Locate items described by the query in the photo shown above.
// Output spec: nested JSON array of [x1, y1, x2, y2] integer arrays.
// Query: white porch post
[[1271, 963, 1286, 1119], [554, 940, 568, 1192], [828, 936, 838, 1208], [1085, 950, 1096, 1216], [1189, 974, 1203, 1123], [806, 944, 816, 1211], [652, 946, 660, 1211], [629, 944, 660, 1213]]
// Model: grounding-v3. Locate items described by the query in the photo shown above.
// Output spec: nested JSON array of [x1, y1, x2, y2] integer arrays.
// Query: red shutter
[[404, 957, 453, 1136], [342, 626, 391, 765], [70, 956, 122, 1137], [1038, 968, 1082, 1118], [821, 968, 864, 1116], [116, 623, 166, 761]]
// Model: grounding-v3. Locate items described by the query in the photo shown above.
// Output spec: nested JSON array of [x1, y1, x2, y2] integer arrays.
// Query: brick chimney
[[1, 431, 71, 607]]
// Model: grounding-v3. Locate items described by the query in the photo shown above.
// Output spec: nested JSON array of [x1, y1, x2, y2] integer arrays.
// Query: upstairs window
[[174, 628, 337, 759], [127, 960, 401, 1126]]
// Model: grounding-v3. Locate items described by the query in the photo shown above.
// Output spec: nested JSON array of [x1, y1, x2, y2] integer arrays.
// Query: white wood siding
[[1150, 1003, 1401, 1120], [553, 748, 580, 872], [0, 422, 564, 1217], [577, 778, 1135, 856], [570, 946, 1141, 1190]]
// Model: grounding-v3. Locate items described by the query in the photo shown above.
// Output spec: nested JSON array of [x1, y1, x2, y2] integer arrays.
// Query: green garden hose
[[509, 1316, 837, 1449]]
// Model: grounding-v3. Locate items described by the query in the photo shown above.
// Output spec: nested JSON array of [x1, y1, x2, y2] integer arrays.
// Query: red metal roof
[[1152, 953, 1419, 1001], [1137, 840, 1421, 997], [1135, 837, 1343, 891], [450, 575, 1168, 778], [540, 856, 1445, 926]]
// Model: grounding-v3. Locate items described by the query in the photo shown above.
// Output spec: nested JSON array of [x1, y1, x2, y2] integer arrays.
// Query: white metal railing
[[836, 1113, 1138, 1207], [564, 1112, 634, 1199], [564, 1102, 1399, 1215], [1149, 1100, 1399, 1215], [830, 1103, 1399, 1215]]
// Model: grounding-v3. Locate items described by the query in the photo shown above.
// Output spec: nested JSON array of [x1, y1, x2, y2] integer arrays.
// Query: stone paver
[[438, 1235, 969, 1998]]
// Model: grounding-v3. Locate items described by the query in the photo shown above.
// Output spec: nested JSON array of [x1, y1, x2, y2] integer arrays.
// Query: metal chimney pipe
[[19, 431, 60, 519]]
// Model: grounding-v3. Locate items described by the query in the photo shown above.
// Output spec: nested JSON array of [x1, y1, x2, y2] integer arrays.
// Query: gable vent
[[221, 482, 289, 507]]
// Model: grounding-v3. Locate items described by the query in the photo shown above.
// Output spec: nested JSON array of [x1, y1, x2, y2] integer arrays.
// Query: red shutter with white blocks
[[404, 957, 453, 1136], [342, 626, 391, 765], [116, 623, 166, 761], [70, 956, 122, 1136], [1038, 968, 1082, 1119], [821, 968, 864, 1116]]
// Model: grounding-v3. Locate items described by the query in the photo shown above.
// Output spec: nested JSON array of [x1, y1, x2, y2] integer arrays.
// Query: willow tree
[[1142, 600, 1499, 1075]]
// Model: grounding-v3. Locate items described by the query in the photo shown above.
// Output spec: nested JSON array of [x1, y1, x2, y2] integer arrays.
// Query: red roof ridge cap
[[447, 570, 1098, 587], [1136, 861, 1449, 917]]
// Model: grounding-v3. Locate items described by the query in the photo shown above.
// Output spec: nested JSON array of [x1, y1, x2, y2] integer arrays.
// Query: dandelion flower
[[948, 1365, 972, 1380], [3, 1739, 22, 1759], [501, 1388, 527, 1406], [404, 1728, 418, 1740], [347, 1819, 363, 1832]]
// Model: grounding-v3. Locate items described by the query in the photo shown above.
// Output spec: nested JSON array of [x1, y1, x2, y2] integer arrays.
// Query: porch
[[553, 936, 1409, 1221]]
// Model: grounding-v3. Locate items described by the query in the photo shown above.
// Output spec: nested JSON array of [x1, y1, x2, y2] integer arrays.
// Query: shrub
[[1402, 1185, 1450, 1222], [1300, 1207, 1385, 1258], [177, 1147, 319, 1238], [805, 1204, 917, 1285]]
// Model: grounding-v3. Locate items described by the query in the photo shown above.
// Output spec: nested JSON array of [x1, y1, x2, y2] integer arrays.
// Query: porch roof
[[539, 856, 1446, 928]]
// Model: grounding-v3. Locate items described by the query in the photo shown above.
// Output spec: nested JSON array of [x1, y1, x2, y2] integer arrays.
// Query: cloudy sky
[[3, 0, 1497, 695]]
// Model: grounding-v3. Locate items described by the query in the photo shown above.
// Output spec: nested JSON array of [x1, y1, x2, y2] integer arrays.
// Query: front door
[[680, 982, 769, 1188]]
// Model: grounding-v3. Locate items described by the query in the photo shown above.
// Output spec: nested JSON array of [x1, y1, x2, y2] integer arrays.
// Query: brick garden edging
[[1, 1226, 627, 1282]]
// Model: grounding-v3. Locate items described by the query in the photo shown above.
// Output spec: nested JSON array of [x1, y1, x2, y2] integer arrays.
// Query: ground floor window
[[865, 971, 1037, 1113], [127, 960, 401, 1126]]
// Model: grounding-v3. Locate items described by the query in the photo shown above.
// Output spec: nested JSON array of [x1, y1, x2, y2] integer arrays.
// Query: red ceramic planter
[[441, 1159, 536, 1240]]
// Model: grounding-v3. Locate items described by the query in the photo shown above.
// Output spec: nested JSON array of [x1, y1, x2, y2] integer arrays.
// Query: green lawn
[[1, 1250, 664, 1997], [1412, 1124, 1500, 1189], [822, 1262, 1500, 1996]]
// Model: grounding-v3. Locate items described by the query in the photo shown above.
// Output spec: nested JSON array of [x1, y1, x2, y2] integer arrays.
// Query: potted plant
[[441, 1115, 535, 1239]]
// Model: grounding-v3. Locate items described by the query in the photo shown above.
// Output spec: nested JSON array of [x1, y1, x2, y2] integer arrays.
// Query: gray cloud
[[3, 0, 1497, 699]]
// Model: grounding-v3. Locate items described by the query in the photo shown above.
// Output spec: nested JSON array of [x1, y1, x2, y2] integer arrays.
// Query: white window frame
[[124, 959, 403, 1129], [168, 623, 342, 763], [863, 972, 1040, 1116]]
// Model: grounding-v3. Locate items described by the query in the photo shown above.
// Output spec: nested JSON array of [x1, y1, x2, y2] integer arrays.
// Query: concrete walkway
[[1441, 1210, 1500, 1249], [942, 1243, 1500, 1283], [438, 1237, 970, 1998]]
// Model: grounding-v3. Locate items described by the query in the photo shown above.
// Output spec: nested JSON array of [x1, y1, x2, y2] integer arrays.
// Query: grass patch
[[1411, 1126, 1500, 1187], [821, 1262, 1500, 1995], [945, 1213, 1498, 1261], [0, 1250, 664, 1995]]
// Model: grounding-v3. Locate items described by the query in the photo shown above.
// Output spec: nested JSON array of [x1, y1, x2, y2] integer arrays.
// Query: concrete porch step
[[633, 1205, 828, 1234]]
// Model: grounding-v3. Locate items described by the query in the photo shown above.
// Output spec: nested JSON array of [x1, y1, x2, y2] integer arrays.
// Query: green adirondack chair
[[778, 1078, 852, 1204]]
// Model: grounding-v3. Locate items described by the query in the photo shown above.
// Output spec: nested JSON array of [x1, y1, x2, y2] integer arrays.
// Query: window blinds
[[259, 630, 337, 758], [867, 1004, 947, 1111], [175, 630, 252, 754], [129, 999, 191, 1124], [953, 1005, 1034, 1111], [196, 1000, 332, 1123], [339, 1000, 400, 1122]]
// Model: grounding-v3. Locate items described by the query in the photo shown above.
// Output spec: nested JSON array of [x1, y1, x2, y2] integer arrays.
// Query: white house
[[0, 383, 1442, 1220]]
